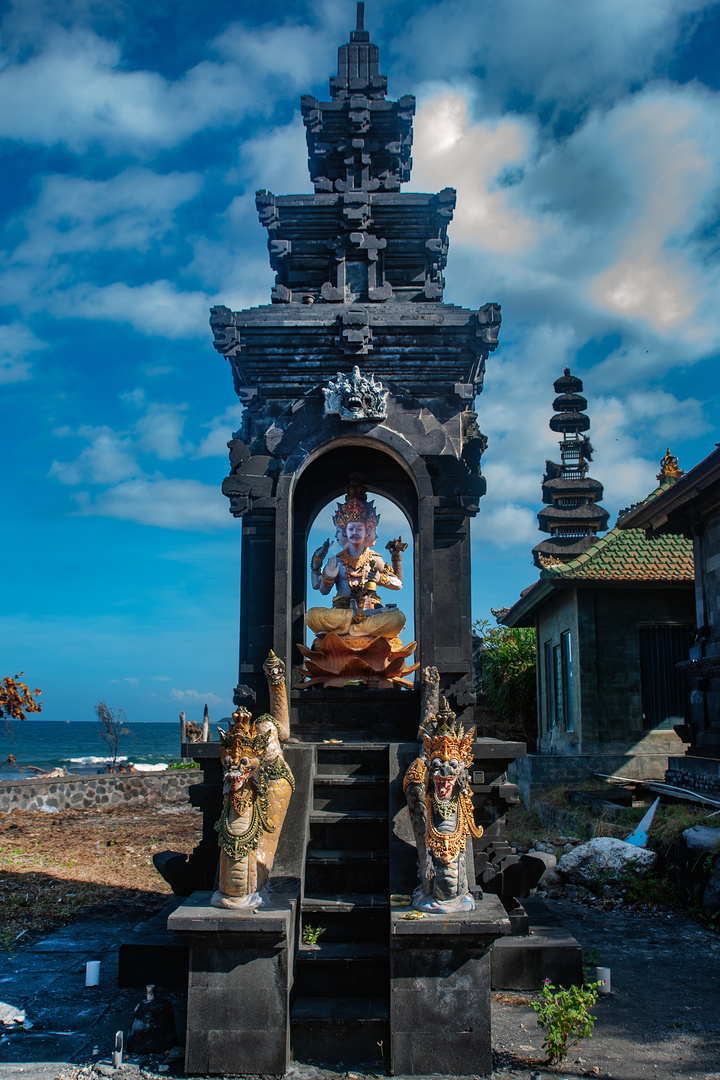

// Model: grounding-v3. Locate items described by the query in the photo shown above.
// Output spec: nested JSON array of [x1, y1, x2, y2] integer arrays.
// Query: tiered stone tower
[[532, 368, 608, 568], [210, 2, 501, 728], [165, 14, 546, 1079]]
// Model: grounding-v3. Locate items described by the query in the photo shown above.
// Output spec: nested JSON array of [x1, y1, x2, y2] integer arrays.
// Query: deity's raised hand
[[310, 538, 331, 571], [324, 555, 339, 579]]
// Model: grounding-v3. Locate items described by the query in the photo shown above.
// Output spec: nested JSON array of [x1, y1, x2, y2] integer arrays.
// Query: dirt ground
[[3, 806, 720, 1080], [0, 805, 201, 946]]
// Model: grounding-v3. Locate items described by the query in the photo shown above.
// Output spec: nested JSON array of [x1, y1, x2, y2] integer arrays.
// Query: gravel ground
[[2, 807, 719, 1080], [1, 896, 719, 1080]]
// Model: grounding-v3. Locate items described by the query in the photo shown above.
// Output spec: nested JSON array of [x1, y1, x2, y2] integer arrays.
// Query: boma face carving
[[221, 739, 261, 788], [427, 739, 466, 801]]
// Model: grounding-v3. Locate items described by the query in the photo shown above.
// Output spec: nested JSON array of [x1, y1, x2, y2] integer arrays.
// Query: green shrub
[[531, 979, 601, 1064], [474, 618, 537, 748]]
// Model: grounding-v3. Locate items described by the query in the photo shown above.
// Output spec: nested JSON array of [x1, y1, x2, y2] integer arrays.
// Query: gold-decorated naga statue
[[403, 699, 483, 912], [211, 706, 294, 909], [297, 481, 419, 689]]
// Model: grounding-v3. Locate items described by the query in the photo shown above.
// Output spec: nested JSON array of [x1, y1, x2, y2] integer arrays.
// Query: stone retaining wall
[[0, 770, 198, 814]]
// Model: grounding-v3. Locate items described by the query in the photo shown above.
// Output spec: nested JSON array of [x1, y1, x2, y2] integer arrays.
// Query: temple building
[[533, 368, 609, 569], [504, 450, 694, 801]]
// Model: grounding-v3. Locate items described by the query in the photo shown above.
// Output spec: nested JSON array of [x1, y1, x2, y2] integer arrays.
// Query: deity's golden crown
[[333, 496, 380, 529], [219, 707, 271, 754], [422, 698, 475, 764]]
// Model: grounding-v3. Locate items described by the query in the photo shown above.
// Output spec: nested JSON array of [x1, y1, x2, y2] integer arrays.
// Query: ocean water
[[0, 721, 184, 779]]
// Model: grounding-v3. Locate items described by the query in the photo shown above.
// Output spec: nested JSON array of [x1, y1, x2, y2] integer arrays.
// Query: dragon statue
[[403, 698, 483, 912], [211, 705, 294, 909]]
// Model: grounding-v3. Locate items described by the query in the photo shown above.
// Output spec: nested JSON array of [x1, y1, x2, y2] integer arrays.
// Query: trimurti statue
[[297, 480, 418, 689]]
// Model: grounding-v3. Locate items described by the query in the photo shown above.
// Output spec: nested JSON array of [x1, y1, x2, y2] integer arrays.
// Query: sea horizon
[[0, 719, 196, 779]]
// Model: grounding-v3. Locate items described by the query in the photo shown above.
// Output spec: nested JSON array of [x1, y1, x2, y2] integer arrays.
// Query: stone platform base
[[666, 755, 720, 798], [490, 897, 583, 990], [510, 743, 688, 805]]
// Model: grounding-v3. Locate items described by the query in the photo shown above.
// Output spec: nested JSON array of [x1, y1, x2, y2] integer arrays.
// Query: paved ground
[[1, 898, 719, 1080]]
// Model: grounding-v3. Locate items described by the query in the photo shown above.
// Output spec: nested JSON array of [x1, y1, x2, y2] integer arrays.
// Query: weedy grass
[[301, 924, 323, 945]]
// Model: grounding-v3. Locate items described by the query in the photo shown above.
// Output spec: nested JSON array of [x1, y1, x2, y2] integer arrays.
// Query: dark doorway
[[639, 624, 693, 730]]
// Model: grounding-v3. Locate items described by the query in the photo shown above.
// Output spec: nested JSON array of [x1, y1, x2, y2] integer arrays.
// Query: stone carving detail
[[341, 311, 373, 354], [404, 698, 483, 912], [323, 366, 387, 421], [211, 703, 294, 910]]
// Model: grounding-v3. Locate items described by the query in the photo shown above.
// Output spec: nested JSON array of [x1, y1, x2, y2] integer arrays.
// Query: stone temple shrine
[[153, 8, 579, 1076]]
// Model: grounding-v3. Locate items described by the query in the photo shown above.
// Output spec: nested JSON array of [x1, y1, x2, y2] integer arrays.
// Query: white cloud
[[53, 281, 212, 338], [196, 405, 245, 458], [134, 402, 190, 461], [477, 505, 539, 550], [11, 169, 202, 263], [0, 322, 47, 383], [49, 425, 140, 486], [413, 90, 539, 255], [170, 688, 226, 706], [0, 20, 338, 153], [78, 477, 232, 531], [401, 0, 711, 114]]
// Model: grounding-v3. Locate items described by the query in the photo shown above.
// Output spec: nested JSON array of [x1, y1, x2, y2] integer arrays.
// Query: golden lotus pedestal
[[295, 630, 420, 690]]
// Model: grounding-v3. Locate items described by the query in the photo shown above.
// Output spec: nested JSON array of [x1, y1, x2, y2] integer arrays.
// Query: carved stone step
[[291, 997, 389, 1065], [291, 996, 390, 1020], [314, 773, 387, 785], [309, 809, 388, 849], [302, 892, 389, 913], [313, 775, 387, 811], [294, 954, 390, 998], [297, 942, 387, 960], [306, 847, 389, 864]]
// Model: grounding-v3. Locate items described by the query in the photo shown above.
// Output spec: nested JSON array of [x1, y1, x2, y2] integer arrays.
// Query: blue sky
[[2, 0, 720, 723]]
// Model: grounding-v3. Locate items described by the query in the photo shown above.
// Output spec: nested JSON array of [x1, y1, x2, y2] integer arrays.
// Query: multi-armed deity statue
[[297, 480, 418, 689], [404, 698, 484, 912]]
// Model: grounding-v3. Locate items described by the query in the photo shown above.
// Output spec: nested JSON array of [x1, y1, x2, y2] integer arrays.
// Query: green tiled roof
[[540, 523, 693, 582]]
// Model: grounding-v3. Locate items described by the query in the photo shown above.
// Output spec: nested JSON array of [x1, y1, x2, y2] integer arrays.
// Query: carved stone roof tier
[[301, 6, 414, 192], [210, 301, 501, 406], [256, 189, 456, 303]]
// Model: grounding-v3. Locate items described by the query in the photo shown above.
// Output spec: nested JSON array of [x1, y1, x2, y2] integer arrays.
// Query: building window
[[561, 630, 574, 732], [553, 644, 563, 727], [550, 631, 574, 731], [544, 640, 553, 730]]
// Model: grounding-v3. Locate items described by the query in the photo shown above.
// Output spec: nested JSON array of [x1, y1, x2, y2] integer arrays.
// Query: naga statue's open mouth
[[433, 775, 456, 801], [225, 768, 254, 789]]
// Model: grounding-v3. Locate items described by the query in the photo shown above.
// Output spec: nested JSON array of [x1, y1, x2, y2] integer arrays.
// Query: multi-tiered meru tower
[[163, 12, 566, 1079], [211, 2, 501, 730], [532, 367, 609, 569]]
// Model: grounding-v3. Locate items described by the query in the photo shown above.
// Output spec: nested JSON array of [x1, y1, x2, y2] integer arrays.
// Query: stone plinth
[[389, 895, 510, 1076], [168, 893, 295, 1076]]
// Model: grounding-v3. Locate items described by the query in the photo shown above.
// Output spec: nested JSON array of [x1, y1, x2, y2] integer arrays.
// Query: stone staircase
[[291, 743, 391, 1066]]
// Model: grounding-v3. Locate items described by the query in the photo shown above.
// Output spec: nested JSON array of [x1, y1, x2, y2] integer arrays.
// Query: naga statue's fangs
[[404, 697, 483, 912]]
